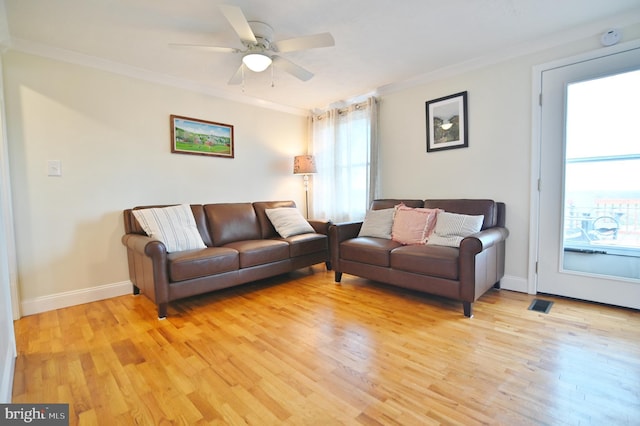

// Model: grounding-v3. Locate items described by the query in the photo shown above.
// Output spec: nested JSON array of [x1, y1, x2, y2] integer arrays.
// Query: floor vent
[[528, 299, 553, 313]]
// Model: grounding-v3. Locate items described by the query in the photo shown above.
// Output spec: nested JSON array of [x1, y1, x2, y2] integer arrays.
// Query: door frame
[[529, 38, 640, 295]]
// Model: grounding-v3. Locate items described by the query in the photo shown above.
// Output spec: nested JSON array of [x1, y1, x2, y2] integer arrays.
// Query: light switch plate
[[47, 160, 62, 177]]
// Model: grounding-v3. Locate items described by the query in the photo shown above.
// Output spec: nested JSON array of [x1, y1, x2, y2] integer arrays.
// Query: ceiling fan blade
[[273, 33, 334, 53], [219, 5, 257, 44], [228, 64, 244, 85], [168, 43, 239, 53], [272, 56, 313, 81]]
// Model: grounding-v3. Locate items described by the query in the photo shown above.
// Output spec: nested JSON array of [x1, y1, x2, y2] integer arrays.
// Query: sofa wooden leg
[[132, 284, 140, 295], [325, 261, 332, 271], [335, 271, 342, 283], [463, 302, 473, 318], [493, 281, 501, 289]]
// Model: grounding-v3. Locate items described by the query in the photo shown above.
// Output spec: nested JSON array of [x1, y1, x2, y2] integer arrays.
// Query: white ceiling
[[3, 0, 640, 112]]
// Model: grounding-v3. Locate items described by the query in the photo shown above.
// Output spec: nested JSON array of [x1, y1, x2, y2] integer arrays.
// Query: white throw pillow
[[358, 208, 395, 239], [426, 211, 484, 248], [265, 207, 315, 238], [132, 204, 206, 252]]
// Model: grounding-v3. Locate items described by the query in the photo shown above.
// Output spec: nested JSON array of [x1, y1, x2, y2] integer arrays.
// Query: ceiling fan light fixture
[[242, 53, 272, 72]]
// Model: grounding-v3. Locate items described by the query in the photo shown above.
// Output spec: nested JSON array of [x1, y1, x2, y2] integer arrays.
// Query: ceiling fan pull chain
[[271, 64, 275, 88], [241, 65, 245, 92]]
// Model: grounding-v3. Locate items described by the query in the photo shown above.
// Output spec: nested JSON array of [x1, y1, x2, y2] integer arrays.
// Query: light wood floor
[[12, 266, 640, 425]]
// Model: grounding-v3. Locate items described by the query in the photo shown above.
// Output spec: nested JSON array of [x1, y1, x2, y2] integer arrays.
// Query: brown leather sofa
[[122, 201, 330, 318], [329, 199, 508, 317]]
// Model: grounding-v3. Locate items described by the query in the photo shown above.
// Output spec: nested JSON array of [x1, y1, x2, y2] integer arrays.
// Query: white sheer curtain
[[310, 97, 379, 222]]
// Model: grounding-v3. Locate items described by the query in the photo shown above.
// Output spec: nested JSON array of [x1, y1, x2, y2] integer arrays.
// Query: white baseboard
[[16, 275, 529, 317], [20, 281, 133, 316], [500, 275, 530, 293], [0, 344, 15, 403]]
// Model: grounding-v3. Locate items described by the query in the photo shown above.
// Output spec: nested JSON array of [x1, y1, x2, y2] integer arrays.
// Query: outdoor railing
[[565, 198, 640, 247]]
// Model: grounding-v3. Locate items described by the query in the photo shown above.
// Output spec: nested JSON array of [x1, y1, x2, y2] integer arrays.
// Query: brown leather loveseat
[[329, 199, 508, 317], [122, 201, 330, 318]]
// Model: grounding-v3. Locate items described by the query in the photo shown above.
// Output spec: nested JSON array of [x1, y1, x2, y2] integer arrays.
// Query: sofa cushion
[[390, 245, 459, 280], [358, 208, 395, 239], [426, 211, 484, 247], [204, 203, 261, 246], [282, 233, 328, 257], [340, 237, 402, 267], [265, 207, 315, 238], [132, 204, 207, 252], [168, 247, 239, 282], [391, 205, 440, 245], [224, 240, 290, 268]]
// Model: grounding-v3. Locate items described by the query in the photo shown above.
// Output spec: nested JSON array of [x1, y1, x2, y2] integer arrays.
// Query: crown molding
[[377, 9, 640, 96], [5, 37, 310, 117], [4, 8, 639, 113]]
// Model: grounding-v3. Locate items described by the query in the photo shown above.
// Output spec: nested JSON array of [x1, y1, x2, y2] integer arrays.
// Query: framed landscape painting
[[425, 91, 468, 152], [170, 115, 234, 158]]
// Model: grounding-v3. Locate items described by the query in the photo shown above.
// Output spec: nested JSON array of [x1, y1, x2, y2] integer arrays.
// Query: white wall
[[378, 22, 640, 292], [3, 51, 308, 314]]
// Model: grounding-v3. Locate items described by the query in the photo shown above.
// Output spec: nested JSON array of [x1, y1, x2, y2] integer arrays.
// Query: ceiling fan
[[170, 4, 335, 85]]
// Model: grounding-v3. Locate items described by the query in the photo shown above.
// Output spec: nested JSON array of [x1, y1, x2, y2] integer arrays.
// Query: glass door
[[537, 47, 640, 309]]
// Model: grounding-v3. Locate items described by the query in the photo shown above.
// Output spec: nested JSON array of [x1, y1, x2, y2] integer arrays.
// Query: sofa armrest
[[328, 222, 363, 269], [458, 226, 509, 304], [122, 233, 167, 257], [329, 221, 363, 242], [121, 233, 170, 317], [459, 227, 509, 254], [308, 219, 332, 235]]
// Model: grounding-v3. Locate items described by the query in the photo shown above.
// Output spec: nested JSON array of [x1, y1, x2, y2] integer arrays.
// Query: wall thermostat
[[601, 29, 621, 47]]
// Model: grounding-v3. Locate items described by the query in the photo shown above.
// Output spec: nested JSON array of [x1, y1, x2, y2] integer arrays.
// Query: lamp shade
[[293, 155, 317, 174], [242, 53, 272, 72]]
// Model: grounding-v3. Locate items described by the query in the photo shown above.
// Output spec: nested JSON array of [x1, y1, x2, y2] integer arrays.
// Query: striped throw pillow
[[426, 211, 484, 247], [132, 204, 206, 252]]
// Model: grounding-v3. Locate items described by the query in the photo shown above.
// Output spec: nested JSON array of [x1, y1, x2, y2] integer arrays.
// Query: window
[[563, 69, 640, 255], [311, 98, 379, 222]]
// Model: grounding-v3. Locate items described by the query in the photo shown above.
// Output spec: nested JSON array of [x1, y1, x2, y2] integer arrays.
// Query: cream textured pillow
[[132, 204, 206, 252], [265, 207, 315, 238], [391, 205, 440, 245], [358, 208, 395, 239], [426, 211, 484, 247]]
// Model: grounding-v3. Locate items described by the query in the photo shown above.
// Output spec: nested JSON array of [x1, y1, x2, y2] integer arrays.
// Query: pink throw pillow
[[391, 205, 441, 245]]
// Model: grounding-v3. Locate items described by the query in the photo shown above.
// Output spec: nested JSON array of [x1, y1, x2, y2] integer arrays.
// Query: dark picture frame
[[425, 91, 468, 152], [170, 114, 234, 158]]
